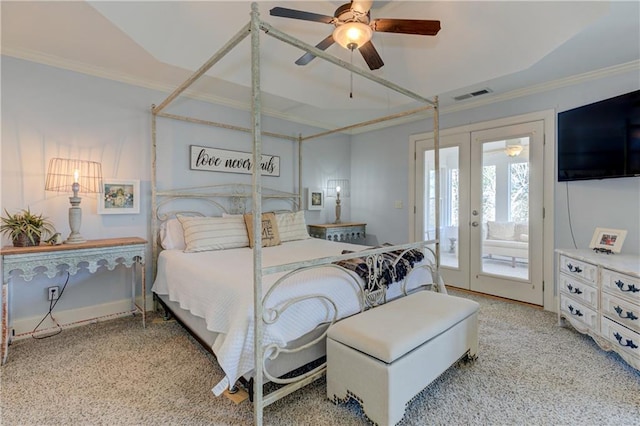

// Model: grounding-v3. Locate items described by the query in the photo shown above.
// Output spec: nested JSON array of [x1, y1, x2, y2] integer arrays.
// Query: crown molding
[[442, 60, 640, 116], [3, 47, 639, 135], [1, 46, 336, 131], [347, 60, 640, 134]]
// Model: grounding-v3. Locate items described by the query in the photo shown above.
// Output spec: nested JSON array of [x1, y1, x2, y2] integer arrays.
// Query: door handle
[[471, 221, 479, 227]]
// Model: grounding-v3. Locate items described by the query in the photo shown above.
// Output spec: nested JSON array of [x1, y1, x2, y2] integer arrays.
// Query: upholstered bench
[[326, 291, 479, 425]]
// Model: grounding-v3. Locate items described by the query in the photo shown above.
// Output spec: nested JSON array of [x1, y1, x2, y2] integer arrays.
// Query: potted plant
[[0, 208, 56, 247]]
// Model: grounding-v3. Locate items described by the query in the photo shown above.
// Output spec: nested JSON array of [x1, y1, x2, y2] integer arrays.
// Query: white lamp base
[[334, 196, 342, 224], [65, 198, 86, 244]]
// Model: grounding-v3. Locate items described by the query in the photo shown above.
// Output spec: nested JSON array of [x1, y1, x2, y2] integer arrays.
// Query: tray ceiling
[[2, 1, 639, 130]]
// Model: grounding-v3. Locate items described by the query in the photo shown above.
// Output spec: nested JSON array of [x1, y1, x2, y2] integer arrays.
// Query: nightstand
[[308, 223, 366, 243], [1, 237, 147, 365]]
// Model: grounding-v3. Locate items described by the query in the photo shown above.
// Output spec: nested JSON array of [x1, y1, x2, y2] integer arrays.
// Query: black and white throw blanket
[[335, 243, 425, 291]]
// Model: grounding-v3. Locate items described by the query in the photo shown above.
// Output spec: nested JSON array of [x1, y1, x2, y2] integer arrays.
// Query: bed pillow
[[243, 212, 281, 248], [177, 215, 249, 253], [276, 210, 310, 242], [159, 218, 187, 250]]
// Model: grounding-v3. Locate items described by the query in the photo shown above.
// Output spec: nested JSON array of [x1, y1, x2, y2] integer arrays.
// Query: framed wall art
[[98, 179, 140, 214], [589, 227, 627, 253], [190, 145, 280, 177], [306, 188, 324, 211]]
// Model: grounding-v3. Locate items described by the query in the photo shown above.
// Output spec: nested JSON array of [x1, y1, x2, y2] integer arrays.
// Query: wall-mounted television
[[557, 90, 640, 182]]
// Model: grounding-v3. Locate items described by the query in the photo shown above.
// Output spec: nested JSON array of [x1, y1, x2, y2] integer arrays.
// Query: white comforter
[[151, 238, 432, 395]]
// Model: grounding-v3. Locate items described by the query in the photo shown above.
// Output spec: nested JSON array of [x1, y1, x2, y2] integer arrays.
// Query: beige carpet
[[1, 290, 639, 425]]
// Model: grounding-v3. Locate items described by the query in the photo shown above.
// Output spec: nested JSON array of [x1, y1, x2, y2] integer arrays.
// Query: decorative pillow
[[177, 215, 249, 253], [159, 218, 186, 250], [486, 221, 515, 241], [275, 210, 310, 242], [243, 212, 281, 248]]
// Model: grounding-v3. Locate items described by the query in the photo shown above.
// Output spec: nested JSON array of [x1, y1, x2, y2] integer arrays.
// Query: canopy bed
[[150, 4, 441, 425]]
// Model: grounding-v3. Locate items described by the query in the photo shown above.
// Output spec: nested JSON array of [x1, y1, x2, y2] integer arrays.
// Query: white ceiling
[[2, 1, 639, 131]]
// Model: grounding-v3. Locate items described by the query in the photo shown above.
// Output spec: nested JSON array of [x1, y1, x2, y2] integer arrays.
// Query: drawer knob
[[614, 306, 639, 321], [567, 284, 582, 295], [615, 280, 639, 293], [613, 332, 639, 349], [568, 305, 583, 317], [567, 263, 582, 274]]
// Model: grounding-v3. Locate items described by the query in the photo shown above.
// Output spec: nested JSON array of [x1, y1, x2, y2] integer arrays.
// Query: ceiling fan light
[[504, 145, 524, 157], [333, 22, 372, 50]]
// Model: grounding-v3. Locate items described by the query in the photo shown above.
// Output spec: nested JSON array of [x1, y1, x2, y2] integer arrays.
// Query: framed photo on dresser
[[589, 227, 627, 253]]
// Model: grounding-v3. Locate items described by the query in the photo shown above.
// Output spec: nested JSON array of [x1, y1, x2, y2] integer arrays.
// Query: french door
[[415, 121, 544, 305]]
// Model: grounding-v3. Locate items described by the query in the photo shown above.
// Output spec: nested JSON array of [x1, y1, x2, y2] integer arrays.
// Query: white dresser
[[557, 249, 640, 370]]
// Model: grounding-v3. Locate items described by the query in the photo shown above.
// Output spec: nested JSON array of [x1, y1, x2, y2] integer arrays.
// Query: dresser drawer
[[559, 274, 598, 310], [559, 255, 597, 285], [602, 292, 640, 334], [559, 294, 598, 331], [601, 268, 640, 305], [601, 317, 640, 361]]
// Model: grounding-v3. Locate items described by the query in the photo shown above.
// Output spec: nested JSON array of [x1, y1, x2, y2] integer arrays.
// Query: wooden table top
[[307, 223, 366, 229], [0, 237, 147, 256]]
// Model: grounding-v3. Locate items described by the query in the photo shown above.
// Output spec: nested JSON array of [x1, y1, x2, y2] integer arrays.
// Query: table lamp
[[45, 158, 103, 244], [327, 179, 350, 224]]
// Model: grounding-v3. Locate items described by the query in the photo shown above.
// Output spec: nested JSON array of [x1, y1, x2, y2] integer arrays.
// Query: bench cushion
[[327, 291, 479, 364]]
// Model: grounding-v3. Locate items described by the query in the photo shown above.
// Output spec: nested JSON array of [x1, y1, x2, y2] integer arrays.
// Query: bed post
[[433, 96, 440, 268], [250, 3, 265, 425], [298, 135, 303, 212], [151, 105, 158, 281]]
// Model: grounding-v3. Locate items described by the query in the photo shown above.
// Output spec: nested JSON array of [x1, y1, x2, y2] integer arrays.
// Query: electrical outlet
[[48, 286, 59, 301]]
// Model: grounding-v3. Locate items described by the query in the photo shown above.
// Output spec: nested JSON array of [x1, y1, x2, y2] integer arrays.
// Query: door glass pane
[[480, 138, 530, 280], [423, 146, 459, 268]]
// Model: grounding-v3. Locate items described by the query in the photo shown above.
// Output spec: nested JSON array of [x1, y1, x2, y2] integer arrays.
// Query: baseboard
[[446, 286, 544, 310], [11, 296, 150, 340]]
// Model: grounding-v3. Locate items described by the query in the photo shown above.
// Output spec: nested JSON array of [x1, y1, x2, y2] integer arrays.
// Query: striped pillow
[[177, 215, 249, 253], [276, 210, 310, 242]]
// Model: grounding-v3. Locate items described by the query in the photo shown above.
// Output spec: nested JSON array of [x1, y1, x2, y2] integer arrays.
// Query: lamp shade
[[45, 158, 103, 193], [327, 179, 350, 198], [332, 22, 373, 50]]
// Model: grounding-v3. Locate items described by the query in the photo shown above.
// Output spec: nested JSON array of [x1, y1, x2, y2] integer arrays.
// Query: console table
[[308, 223, 366, 243], [1, 237, 147, 365], [557, 249, 639, 371]]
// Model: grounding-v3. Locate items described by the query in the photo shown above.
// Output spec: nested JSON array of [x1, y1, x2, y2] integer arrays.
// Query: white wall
[[351, 68, 640, 255], [2, 57, 153, 329], [1, 56, 349, 331]]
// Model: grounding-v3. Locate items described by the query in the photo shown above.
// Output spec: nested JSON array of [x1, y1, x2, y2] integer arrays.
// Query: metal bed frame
[[150, 4, 440, 425]]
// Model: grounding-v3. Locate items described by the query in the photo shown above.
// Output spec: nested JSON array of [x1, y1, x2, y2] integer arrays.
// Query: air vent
[[453, 88, 493, 101]]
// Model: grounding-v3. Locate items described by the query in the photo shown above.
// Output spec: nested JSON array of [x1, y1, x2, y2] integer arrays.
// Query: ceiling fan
[[269, 0, 441, 70]]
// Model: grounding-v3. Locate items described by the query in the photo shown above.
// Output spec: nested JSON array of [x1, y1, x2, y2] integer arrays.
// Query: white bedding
[[151, 238, 433, 395]]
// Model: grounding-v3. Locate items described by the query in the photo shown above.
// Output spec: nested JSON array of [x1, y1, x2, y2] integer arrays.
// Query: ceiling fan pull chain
[[350, 48, 354, 99]]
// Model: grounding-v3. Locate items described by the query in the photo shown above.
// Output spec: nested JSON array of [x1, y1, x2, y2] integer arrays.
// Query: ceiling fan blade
[[358, 41, 384, 70], [371, 18, 441, 36], [295, 34, 335, 66], [269, 7, 334, 24]]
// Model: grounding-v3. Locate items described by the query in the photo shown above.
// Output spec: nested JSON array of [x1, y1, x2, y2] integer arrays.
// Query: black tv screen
[[557, 90, 640, 181]]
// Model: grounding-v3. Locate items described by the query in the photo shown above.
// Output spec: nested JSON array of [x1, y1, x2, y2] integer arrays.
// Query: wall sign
[[190, 145, 280, 177]]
